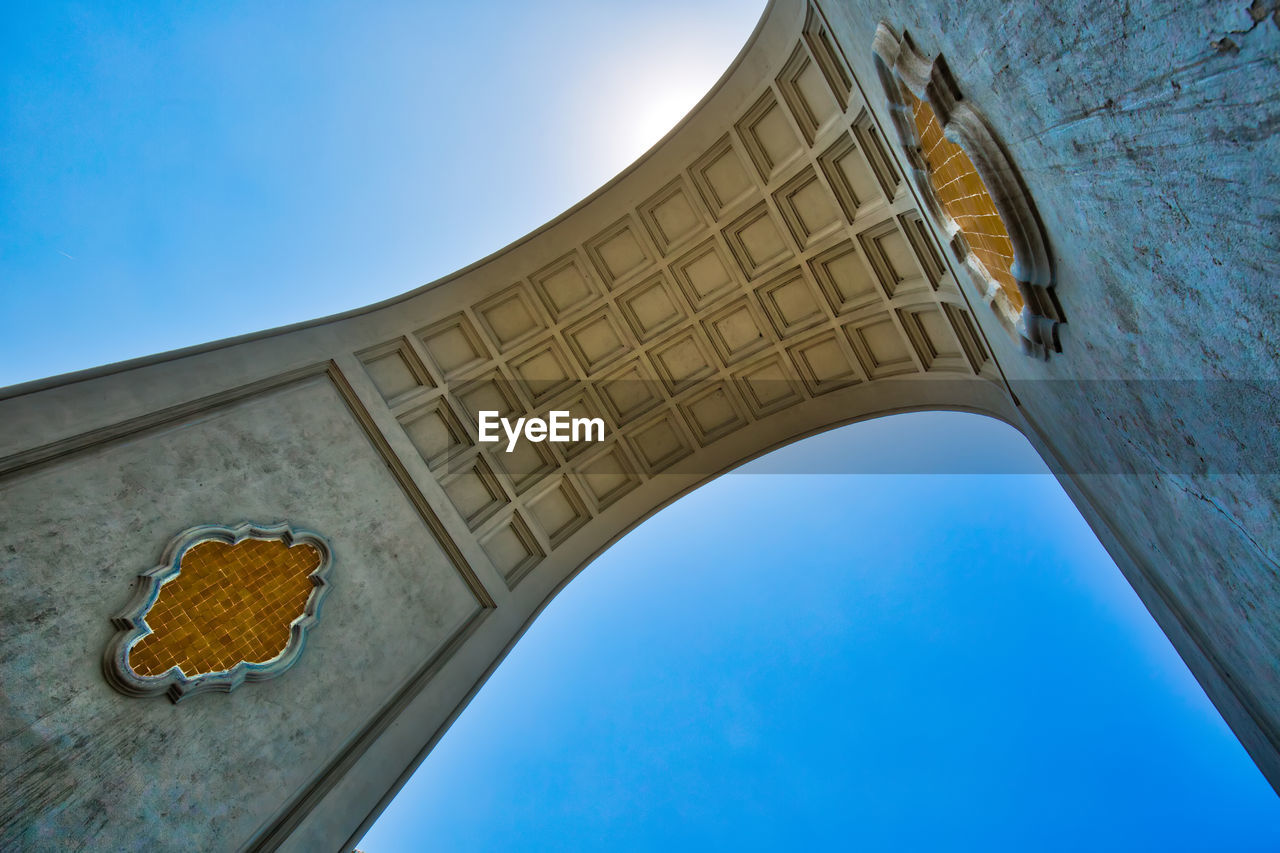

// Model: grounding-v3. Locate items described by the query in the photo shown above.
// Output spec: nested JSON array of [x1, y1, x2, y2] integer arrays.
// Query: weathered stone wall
[[821, 0, 1279, 779], [0, 0, 1276, 849]]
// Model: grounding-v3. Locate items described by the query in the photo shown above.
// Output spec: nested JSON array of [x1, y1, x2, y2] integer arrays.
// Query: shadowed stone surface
[[0, 0, 1276, 849]]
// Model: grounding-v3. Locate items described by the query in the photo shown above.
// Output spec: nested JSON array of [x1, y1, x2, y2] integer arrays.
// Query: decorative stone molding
[[871, 23, 1065, 358], [103, 521, 334, 703], [0, 1, 1274, 847]]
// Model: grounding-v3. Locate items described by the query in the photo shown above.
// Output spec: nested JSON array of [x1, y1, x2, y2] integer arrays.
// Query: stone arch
[[1, 0, 1276, 848]]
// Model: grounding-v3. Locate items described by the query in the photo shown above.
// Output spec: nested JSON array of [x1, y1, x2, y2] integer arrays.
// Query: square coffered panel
[[573, 441, 642, 512], [398, 395, 473, 470], [453, 368, 526, 430], [529, 251, 603, 322], [786, 327, 862, 395], [802, 9, 852, 109], [843, 312, 918, 380], [858, 219, 933, 299], [357, 338, 434, 406], [818, 132, 888, 222], [670, 236, 740, 311], [490, 425, 559, 496], [596, 358, 663, 426], [617, 270, 689, 344], [851, 109, 901, 200], [897, 304, 973, 374], [417, 313, 492, 381], [773, 165, 843, 250], [733, 352, 805, 417], [441, 452, 509, 531], [723, 201, 794, 281], [701, 295, 771, 367], [544, 384, 610, 460], [480, 511, 543, 587], [508, 336, 578, 406], [638, 176, 708, 256], [942, 303, 990, 373], [736, 89, 804, 182], [777, 43, 842, 145], [525, 476, 592, 548], [563, 308, 632, 376], [809, 238, 881, 316], [473, 283, 548, 354], [688, 134, 757, 220], [585, 215, 653, 289], [647, 326, 717, 397], [898, 211, 946, 289], [755, 267, 828, 338], [625, 406, 695, 474], [677, 380, 750, 447]]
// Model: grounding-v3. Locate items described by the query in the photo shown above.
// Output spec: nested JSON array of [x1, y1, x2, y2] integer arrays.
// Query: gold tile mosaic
[[907, 91, 1023, 312], [129, 538, 321, 678]]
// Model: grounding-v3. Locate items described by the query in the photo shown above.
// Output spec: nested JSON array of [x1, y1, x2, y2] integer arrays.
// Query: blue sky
[[0, 0, 760, 387], [3, 1, 1277, 849], [358, 416, 1280, 851]]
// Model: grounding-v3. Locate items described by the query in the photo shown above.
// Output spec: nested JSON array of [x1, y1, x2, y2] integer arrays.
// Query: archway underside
[[0, 0, 1275, 849]]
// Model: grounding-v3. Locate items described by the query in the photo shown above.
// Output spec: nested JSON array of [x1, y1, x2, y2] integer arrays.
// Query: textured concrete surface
[[820, 0, 1279, 779], [0, 377, 481, 848], [0, 0, 1276, 849]]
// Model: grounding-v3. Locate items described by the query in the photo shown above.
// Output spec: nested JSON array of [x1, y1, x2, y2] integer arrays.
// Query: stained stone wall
[[817, 0, 1280, 795], [0, 0, 1276, 849]]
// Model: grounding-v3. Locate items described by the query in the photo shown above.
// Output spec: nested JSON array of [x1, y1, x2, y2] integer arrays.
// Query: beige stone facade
[[1, 0, 1277, 849]]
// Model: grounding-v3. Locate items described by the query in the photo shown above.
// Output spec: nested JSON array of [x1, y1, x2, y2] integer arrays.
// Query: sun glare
[[624, 84, 709, 160]]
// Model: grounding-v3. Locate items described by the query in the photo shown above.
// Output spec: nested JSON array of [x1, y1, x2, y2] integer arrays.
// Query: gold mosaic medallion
[[905, 90, 1022, 312], [103, 522, 333, 702]]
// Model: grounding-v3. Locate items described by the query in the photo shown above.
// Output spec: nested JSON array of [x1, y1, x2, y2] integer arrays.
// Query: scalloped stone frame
[[103, 521, 334, 703], [871, 23, 1065, 359]]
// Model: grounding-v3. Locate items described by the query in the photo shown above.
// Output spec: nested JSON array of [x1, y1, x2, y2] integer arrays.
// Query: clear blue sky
[[3, 1, 1276, 850], [360, 418, 1280, 850], [0, 0, 761, 387]]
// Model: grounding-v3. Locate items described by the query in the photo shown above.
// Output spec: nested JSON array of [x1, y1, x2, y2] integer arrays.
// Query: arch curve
[[2, 0, 1278, 848]]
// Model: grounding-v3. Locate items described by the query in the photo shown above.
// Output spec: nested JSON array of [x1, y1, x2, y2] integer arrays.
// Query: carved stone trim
[[872, 23, 1065, 359], [103, 521, 334, 703]]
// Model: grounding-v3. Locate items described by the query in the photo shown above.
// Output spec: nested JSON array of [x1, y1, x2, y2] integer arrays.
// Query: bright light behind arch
[[0, 0, 769, 387], [554, 1, 767, 188], [612, 72, 723, 165]]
